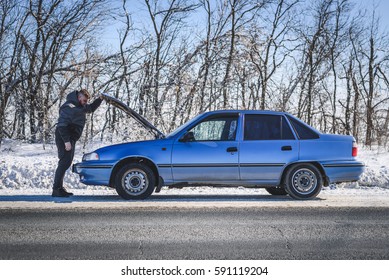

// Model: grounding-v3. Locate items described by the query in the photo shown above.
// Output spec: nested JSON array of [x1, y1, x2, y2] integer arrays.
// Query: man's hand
[[65, 142, 72, 151]]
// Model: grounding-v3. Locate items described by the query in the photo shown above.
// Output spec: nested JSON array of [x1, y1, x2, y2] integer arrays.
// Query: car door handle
[[281, 146, 292, 151], [227, 147, 238, 153]]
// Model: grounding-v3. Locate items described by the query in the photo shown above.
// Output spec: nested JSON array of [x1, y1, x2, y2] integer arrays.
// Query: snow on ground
[[1, 139, 389, 196]]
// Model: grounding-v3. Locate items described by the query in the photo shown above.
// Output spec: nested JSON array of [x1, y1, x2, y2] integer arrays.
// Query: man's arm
[[57, 105, 73, 144], [84, 96, 103, 113]]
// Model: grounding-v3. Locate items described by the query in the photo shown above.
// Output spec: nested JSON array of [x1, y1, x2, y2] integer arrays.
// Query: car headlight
[[83, 152, 99, 161]]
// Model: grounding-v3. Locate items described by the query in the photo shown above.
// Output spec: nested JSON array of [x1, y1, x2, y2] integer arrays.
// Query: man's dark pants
[[53, 127, 75, 190]]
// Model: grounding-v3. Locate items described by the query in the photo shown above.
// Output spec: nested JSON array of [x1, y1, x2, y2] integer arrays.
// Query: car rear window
[[244, 115, 295, 140], [287, 116, 320, 139]]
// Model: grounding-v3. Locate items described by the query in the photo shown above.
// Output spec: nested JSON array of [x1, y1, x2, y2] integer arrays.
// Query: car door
[[239, 114, 299, 185], [171, 113, 240, 183]]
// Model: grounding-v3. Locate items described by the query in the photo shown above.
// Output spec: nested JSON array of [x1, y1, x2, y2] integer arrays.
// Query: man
[[53, 89, 104, 197]]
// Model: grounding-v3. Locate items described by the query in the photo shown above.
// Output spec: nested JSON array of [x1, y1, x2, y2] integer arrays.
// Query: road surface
[[0, 192, 388, 259]]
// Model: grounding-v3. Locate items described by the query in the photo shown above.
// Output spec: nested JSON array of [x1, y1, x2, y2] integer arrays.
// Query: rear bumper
[[321, 161, 365, 184], [72, 162, 113, 186]]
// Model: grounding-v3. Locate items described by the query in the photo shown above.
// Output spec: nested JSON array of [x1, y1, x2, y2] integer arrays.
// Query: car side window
[[287, 116, 319, 140], [244, 114, 295, 140], [189, 116, 238, 141]]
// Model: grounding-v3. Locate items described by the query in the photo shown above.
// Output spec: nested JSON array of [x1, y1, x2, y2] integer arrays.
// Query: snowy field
[[1, 139, 389, 198]]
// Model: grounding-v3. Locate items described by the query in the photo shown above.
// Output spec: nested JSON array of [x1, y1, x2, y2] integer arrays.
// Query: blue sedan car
[[73, 94, 364, 200]]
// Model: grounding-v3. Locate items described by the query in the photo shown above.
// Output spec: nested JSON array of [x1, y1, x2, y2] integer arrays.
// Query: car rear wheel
[[115, 163, 155, 200], [284, 163, 322, 199], [265, 187, 288, 196]]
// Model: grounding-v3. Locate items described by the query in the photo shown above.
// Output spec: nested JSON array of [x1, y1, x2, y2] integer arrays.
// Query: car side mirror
[[179, 131, 195, 142]]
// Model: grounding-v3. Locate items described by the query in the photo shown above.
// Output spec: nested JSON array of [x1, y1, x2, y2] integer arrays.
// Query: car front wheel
[[115, 163, 155, 200], [284, 163, 322, 199]]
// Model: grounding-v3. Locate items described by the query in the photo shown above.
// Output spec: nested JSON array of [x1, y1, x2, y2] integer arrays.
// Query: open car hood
[[101, 93, 165, 139]]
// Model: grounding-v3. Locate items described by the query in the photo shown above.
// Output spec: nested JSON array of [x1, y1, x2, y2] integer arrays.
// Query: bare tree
[[326, 0, 350, 134], [295, 0, 335, 125], [338, 17, 363, 140], [143, 0, 199, 125], [345, 6, 388, 146], [0, 0, 24, 146], [248, 0, 300, 110], [220, 0, 269, 108]]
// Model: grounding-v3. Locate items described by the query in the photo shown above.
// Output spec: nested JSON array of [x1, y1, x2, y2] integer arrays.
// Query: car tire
[[265, 187, 288, 196], [284, 163, 322, 199], [115, 163, 155, 200]]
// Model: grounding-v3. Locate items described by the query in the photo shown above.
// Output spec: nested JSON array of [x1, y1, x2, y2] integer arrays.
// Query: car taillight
[[352, 141, 358, 157]]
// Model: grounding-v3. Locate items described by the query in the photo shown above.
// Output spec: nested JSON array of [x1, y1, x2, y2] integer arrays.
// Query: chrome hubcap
[[122, 169, 148, 195], [292, 168, 317, 194]]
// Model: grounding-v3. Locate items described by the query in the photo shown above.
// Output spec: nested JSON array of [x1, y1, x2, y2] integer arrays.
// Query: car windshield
[[165, 114, 205, 138]]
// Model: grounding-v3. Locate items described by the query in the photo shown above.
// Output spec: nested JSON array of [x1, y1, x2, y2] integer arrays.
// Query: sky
[[355, 0, 389, 29]]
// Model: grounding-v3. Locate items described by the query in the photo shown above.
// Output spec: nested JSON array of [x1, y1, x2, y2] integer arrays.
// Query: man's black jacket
[[57, 91, 102, 142]]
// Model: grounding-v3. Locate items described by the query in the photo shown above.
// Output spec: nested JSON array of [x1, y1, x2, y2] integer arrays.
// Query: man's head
[[77, 89, 90, 106]]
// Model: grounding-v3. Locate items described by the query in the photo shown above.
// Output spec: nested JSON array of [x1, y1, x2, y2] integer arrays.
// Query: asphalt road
[[0, 205, 388, 259]]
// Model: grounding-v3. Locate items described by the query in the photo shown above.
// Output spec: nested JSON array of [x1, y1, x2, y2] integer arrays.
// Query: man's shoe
[[52, 188, 73, 197], [62, 187, 74, 196]]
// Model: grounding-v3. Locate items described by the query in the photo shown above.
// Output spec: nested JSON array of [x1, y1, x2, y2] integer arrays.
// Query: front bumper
[[72, 162, 113, 186]]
